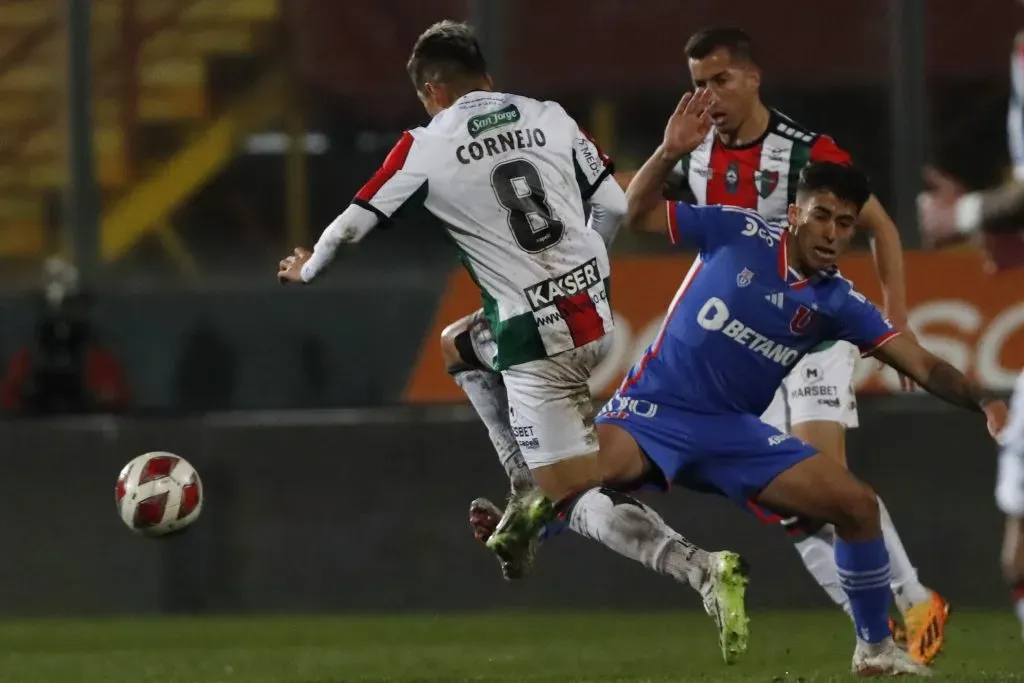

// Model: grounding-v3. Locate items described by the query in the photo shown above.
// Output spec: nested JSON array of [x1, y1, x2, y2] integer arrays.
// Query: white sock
[[791, 524, 853, 617], [878, 496, 931, 613], [566, 487, 711, 591], [453, 369, 533, 493], [1015, 596, 1024, 639]]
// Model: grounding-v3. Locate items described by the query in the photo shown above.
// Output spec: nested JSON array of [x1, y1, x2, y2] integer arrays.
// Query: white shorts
[[502, 336, 610, 469], [996, 371, 1024, 517], [760, 341, 860, 432]]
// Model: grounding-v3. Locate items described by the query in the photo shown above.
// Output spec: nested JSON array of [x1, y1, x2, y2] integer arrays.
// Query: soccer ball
[[115, 452, 203, 537]]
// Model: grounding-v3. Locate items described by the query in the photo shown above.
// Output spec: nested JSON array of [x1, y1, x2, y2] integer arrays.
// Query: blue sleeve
[[666, 202, 777, 256], [829, 282, 901, 356]]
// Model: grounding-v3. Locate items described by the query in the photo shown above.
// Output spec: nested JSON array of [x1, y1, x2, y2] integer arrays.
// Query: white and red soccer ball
[[115, 452, 203, 536]]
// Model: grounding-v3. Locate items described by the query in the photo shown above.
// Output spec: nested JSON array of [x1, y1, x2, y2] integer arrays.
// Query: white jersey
[[354, 91, 615, 370]]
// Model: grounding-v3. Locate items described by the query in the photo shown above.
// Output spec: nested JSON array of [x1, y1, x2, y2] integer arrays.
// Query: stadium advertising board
[[404, 250, 1024, 401]]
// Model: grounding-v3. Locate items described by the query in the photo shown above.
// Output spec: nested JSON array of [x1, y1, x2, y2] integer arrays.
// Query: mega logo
[[733, 208, 781, 247], [467, 104, 521, 138]]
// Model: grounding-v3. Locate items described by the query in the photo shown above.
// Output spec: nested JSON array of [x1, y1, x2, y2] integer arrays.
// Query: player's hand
[[916, 166, 966, 247], [278, 247, 312, 284], [983, 399, 1009, 443], [662, 88, 713, 160]]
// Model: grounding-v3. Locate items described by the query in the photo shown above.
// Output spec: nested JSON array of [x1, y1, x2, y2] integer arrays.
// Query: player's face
[[688, 48, 761, 136], [787, 191, 860, 271]]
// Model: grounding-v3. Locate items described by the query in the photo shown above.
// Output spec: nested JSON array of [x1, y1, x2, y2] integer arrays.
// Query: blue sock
[[835, 536, 892, 643]]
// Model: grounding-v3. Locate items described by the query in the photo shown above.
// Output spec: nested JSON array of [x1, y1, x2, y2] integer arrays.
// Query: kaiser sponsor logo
[[524, 258, 602, 311]]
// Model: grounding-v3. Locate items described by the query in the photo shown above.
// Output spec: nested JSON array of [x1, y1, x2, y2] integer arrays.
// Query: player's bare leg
[[491, 423, 750, 664], [441, 312, 539, 579], [788, 418, 949, 664], [753, 452, 931, 677], [1001, 516, 1024, 640]]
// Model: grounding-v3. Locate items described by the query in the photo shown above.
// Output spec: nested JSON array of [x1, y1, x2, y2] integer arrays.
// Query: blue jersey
[[615, 202, 897, 416]]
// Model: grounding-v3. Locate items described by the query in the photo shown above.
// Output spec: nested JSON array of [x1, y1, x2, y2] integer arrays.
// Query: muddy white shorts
[[501, 336, 610, 469]]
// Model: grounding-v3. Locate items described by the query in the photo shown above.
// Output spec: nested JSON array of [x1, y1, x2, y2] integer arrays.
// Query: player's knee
[[836, 482, 880, 533], [441, 316, 478, 374]]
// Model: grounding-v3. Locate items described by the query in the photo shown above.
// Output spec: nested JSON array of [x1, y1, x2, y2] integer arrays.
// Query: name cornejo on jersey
[[456, 128, 547, 165], [524, 258, 602, 311]]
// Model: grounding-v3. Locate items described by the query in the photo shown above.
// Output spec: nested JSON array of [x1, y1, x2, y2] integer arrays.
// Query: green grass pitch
[[1, 611, 1022, 682]]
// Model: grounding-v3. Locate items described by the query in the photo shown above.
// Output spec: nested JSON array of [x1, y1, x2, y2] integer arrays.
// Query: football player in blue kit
[[489, 89, 1008, 677]]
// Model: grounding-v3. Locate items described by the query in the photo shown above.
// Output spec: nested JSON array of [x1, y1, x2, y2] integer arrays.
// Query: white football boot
[[851, 637, 933, 677]]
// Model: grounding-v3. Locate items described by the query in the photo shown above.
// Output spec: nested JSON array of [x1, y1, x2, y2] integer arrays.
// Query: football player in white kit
[[278, 20, 751, 660], [917, 24, 1024, 642]]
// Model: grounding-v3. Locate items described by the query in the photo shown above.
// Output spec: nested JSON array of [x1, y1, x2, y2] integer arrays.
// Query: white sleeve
[[571, 124, 615, 200], [300, 204, 379, 282], [300, 130, 428, 283], [352, 130, 428, 219], [585, 175, 627, 247]]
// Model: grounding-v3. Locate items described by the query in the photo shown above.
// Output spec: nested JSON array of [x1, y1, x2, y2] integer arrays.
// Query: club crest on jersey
[[789, 305, 818, 335], [725, 161, 740, 194], [736, 268, 754, 288], [755, 170, 779, 199]]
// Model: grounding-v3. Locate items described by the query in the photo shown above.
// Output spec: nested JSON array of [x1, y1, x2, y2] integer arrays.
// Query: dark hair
[[684, 27, 756, 64], [796, 162, 872, 210], [407, 21, 488, 91]]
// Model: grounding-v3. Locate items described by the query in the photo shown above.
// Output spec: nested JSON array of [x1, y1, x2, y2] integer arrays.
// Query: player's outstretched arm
[[277, 204, 379, 284], [625, 89, 712, 234], [871, 334, 1008, 438]]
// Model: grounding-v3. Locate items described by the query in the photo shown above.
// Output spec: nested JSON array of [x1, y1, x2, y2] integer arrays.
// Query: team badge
[[755, 169, 779, 198], [789, 305, 818, 334], [725, 161, 740, 194], [736, 268, 754, 287]]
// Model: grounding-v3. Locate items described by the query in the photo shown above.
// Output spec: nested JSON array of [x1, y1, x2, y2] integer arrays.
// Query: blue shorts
[[595, 394, 817, 512]]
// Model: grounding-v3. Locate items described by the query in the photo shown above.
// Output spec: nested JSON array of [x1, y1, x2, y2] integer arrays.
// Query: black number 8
[[491, 159, 565, 253]]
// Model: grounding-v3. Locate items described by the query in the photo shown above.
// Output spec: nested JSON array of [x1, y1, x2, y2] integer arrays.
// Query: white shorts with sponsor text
[[501, 335, 611, 469], [996, 371, 1024, 517], [760, 341, 859, 432]]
